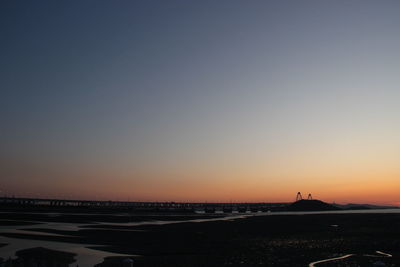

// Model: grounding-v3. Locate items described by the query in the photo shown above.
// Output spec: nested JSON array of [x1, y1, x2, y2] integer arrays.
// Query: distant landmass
[[333, 203, 399, 210], [287, 200, 399, 212], [288, 199, 340, 211]]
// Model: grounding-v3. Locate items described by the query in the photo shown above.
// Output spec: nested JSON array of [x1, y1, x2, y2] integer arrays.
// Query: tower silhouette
[[307, 193, 313, 200], [296, 192, 303, 201]]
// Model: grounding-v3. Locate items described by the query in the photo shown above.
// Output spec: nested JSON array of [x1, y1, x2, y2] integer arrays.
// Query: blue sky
[[1, 1, 400, 203]]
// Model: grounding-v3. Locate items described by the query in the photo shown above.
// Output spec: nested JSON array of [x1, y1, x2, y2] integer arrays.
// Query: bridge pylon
[[296, 192, 303, 201]]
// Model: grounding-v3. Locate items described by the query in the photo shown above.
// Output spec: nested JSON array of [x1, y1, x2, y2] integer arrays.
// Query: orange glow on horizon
[[2, 149, 399, 205]]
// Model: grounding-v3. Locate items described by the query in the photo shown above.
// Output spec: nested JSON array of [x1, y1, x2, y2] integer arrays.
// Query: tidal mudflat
[[1, 210, 400, 266]]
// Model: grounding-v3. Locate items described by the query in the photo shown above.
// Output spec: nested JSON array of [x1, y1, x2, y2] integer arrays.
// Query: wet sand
[[1, 212, 400, 266], [0, 211, 223, 224]]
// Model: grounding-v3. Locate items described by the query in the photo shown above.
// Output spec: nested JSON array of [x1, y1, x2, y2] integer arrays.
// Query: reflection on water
[[1, 209, 399, 266], [0, 235, 133, 267], [0, 220, 135, 266], [0, 214, 246, 266], [260, 208, 400, 216], [93, 214, 249, 227], [308, 250, 393, 266]]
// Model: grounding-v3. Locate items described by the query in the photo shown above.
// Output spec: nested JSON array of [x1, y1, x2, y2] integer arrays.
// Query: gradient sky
[[1, 1, 400, 205]]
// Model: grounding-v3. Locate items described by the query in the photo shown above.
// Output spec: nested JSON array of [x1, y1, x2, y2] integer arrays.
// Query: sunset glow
[[1, 1, 400, 206]]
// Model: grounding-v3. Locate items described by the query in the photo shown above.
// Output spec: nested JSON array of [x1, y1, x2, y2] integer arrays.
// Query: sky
[[1, 1, 399, 205]]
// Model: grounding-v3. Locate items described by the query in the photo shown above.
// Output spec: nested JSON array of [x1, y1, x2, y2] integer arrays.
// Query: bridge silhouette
[[0, 197, 290, 213], [296, 192, 313, 201]]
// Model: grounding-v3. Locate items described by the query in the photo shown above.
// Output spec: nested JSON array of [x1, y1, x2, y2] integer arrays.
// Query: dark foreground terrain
[[1, 211, 400, 266]]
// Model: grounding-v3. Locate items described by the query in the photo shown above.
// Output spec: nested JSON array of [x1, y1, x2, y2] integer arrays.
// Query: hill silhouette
[[288, 199, 340, 211]]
